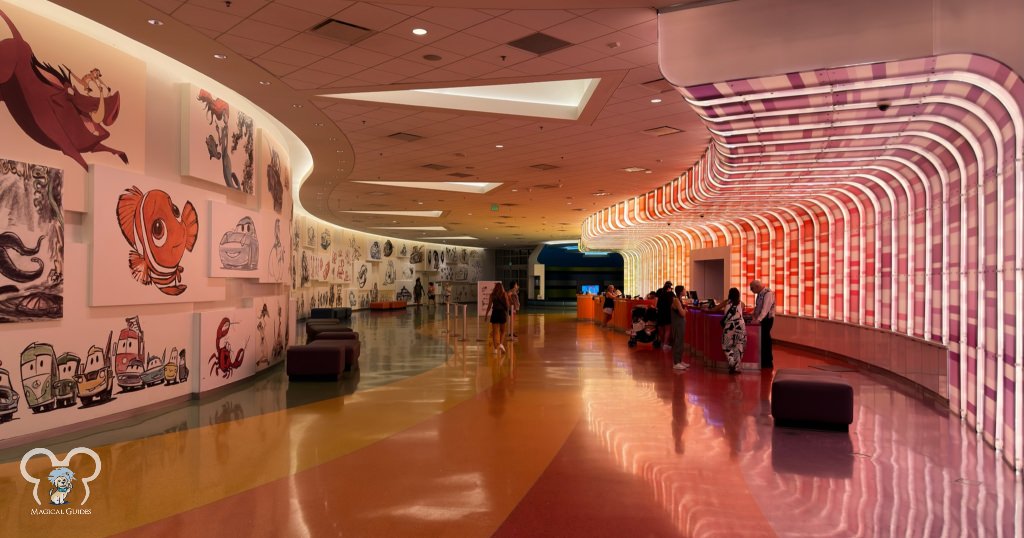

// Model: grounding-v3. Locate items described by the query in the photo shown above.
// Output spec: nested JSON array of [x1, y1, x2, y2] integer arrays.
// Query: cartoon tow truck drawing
[[20, 343, 58, 413], [54, 352, 80, 408], [76, 344, 113, 406], [163, 347, 188, 385], [113, 316, 145, 392], [219, 216, 259, 271], [141, 353, 165, 387], [0, 360, 19, 422]]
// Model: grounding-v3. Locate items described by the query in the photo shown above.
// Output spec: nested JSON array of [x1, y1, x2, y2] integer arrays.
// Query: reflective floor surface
[[1, 308, 1021, 537]]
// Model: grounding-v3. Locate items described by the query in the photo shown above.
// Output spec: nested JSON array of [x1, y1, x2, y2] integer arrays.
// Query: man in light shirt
[[749, 280, 776, 369]]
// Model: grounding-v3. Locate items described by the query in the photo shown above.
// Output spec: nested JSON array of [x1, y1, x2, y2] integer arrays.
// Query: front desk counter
[[685, 308, 762, 370], [611, 299, 656, 331], [576, 294, 602, 320]]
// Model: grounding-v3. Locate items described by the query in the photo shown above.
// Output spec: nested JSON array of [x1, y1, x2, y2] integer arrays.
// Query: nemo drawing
[[116, 187, 198, 296]]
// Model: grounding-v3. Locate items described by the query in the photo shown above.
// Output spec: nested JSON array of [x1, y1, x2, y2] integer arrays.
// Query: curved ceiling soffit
[[584, 53, 1024, 469]]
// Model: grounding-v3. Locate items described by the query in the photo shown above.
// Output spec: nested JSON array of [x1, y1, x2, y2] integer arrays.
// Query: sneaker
[[663, 344, 672, 349], [673, 363, 687, 370], [498, 344, 506, 352], [681, 362, 691, 369]]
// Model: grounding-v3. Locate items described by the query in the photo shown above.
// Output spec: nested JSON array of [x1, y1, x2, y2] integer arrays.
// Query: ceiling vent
[[530, 163, 559, 171], [421, 163, 451, 170], [508, 32, 572, 55], [388, 132, 423, 142], [447, 172, 473, 178], [642, 126, 683, 136], [310, 18, 374, 45]]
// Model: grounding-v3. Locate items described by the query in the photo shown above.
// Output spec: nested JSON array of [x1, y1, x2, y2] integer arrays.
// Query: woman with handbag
[[485, 282, 510, 353], [714, 287, 746, 374]]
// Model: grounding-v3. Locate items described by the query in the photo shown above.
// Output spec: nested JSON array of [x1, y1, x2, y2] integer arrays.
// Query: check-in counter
[[576, 294, 601, 320], [685, 308, 761, 370], [611, 298, 656, 331]]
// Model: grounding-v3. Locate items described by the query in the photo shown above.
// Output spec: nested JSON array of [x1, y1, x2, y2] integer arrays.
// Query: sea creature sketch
[[209, 317, 245, 378], [116, 187, 198, 296], [197, 89, 254, 193]]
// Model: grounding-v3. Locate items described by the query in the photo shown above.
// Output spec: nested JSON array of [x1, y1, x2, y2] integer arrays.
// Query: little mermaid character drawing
[[116, 187, 199, 296]]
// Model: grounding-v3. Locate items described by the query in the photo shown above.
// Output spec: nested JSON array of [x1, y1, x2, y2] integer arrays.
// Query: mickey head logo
[[20, 447, 102, 505]]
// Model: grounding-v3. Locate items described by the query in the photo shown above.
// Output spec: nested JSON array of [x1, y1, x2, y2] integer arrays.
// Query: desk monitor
[[581, 285, 599, 295], [688, 290, 698, 301]]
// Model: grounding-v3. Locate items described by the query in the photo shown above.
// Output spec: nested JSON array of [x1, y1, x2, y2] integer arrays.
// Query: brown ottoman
[[771, 369, 853, 429], [305, 321, 351, 340], [310, 331, 359, 343], [287, 343, 345, 380], [309, 339, 360, 372]]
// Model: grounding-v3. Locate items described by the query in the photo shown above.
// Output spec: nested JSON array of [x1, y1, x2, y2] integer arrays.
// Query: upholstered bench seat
[[332, 307, 352, 320], [305, 321, 351, 341], [287, 339, 360, 380], [310, 330, 359, 342], [310, 308, 334, 319], [771, 369, 854, 429]]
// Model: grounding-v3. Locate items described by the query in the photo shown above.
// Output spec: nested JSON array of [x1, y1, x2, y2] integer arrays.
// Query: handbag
[[721, 304, 736, 328]]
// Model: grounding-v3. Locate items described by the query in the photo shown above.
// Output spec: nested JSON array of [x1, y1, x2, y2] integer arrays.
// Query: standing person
[[670, 285, 690, 371], [601, 284, 621, 328], [656, 281, 674, 348], [443, 282, 453, 305], [427, 282, 436, 306], [715, 288, 746, 374], [749, 279, 776, 369], [413, 277, 424, 306], [485, 282, 509, 352], [507, 281, 521, 340]]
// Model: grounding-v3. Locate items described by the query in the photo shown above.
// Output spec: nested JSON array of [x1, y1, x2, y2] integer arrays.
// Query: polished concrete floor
[[1, 306, 1021, 537]]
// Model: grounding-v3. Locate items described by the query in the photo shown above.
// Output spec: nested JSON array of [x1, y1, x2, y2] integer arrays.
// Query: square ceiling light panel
[[322, 78, 601, 121]]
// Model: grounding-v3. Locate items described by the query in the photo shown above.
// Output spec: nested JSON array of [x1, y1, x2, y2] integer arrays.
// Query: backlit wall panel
[[580, 54, 1024, 471]]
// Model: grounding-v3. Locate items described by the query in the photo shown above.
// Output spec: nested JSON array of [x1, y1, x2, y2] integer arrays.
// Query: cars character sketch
[[142, 353, 165, 386], [20, 342, 58, 413], [75, 344, 113, 406], [164, 347, 188, 385], [0, 360, 20, 422], [113, 316, 145, 391], [219, 216, 258, 271], [54, 352, 80, 408]]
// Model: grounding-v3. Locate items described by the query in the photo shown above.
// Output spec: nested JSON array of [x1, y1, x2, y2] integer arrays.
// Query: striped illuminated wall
[[580, 54, 1024, 471]]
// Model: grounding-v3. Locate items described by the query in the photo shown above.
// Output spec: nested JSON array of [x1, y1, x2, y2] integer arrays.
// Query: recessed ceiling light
[[412, 28, 428, 36], [593, 192, 610, 196], [258, 80, 271, 86], [495, 144, 504, 148], [650, 98, 662, 103], [213, 53, 227, 60], [292, 104, 303, 108], [622, 167, 648, 173], [147, 19, 164, 26], [511, 189, 517, 192]]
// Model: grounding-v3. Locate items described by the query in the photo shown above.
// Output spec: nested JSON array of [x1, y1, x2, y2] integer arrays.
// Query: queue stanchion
[[445, 302, 451, 336], [459, 304, 468, 342]]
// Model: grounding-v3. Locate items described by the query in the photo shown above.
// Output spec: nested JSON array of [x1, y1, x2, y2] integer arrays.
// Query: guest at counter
[[601, 284, 621, 328], [670, 285, 690, 371], [656, 281, 674, 348], [713, 287, 747, 375], [749, 279, 776, 369]]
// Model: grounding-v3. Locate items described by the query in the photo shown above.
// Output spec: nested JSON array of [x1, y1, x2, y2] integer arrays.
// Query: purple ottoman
[[287, 343, 345, 380], [771, 369, 853, 429]]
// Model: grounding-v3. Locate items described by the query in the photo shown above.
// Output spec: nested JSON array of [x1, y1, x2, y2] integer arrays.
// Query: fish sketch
[[116, 187, 198, 296]]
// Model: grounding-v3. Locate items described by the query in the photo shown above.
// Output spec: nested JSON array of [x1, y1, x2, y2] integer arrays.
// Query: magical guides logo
[[20, 447, 101, 513]]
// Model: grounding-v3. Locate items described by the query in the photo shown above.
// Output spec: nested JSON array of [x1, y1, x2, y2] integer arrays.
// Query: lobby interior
[[1, 0, 1023, 536]]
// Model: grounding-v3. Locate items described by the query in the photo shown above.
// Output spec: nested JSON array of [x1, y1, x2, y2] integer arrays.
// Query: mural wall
[[290, 222, 485, 319], [0, 2, 294, 445]]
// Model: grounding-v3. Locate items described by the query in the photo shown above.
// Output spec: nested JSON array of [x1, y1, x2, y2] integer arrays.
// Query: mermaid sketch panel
[[181, 84, 255, 195], [0, 158, 64, 323], [90, 166, 225, 306]]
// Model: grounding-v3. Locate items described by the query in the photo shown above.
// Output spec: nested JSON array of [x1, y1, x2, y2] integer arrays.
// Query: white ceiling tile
[[472, 45, 535, 67], [383, 4, 431, 16], [578, 55, 639, 72], [285, 67, 340, 86], [331, 46, 392, 67], [195, 26, 222, 39], [258, 46, 322, 67], [541, 45, 607, 67], [348, 69, 406, 85], [217, 34, 275, 58], [142, 0, 184, 15], [416, 7, 492, 30], [582, 8, 656, 30], [250, 3, 324, 31], [579, 30, 651, 54], [188, 0, 267, 17], [614, 44, 658, 67], [621, 19, 658, 42], [382, 17, 457, 44], [281, 77, 320, 90], [253, 56, 299, 77], [376, 57, 434, 77], [227, 19, 298, 44], [543, 17, 616, 45], [510, 57, 565, 76], [173, 4, 244, 32], [307, 57, 367, 77], [463, 18, 535, 44], [333, 2, 409, 31], [273, 0, 352, 17], [498, 10, 576, 31], [280, 33, 347, 56], [357, 32, 422, 56], [443, 57, 500, 77], [430, 32, 496, 56]]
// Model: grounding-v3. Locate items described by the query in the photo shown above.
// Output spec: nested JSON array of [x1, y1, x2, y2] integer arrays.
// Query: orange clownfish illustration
[[116, 186, 199, 296]]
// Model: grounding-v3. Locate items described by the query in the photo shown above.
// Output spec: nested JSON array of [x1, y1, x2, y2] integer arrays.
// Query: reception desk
[[611, 298, 656, 331], [685, 308, 761, 370], [576, 294, 601, 320]]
